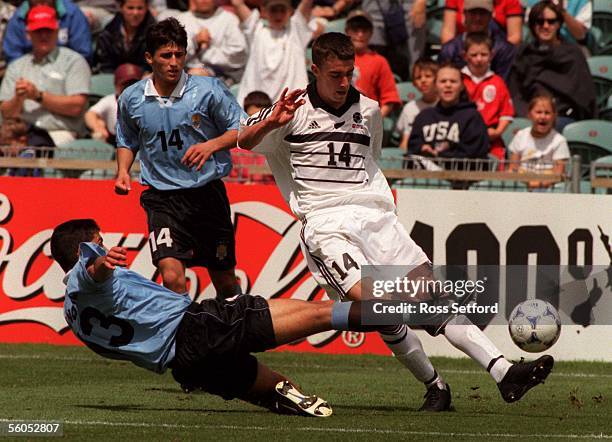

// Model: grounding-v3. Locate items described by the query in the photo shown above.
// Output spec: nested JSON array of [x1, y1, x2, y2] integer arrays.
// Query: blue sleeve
[[75, 242, 112, 291], [2, 16, 27, 63], [209, 78, 247, 133], [67, 6, 93, 63], [115, 92, 141, 152], [493, 41, 517, 82]]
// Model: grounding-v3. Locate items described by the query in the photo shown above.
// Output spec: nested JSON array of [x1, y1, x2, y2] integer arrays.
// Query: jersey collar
[[461, 65, 494, 84], [144, 71, 189, 103], [307, 82, 361, 117]]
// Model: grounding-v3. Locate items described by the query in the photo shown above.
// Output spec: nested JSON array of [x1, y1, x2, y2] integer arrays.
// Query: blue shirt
[[63, 242, 192, 373], [3, 0, 92, 64], [116, 72, 245, 190]]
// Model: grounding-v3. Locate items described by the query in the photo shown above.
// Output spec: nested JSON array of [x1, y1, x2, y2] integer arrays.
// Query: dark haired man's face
[[146, 43, 186, 86], [312, 55, 354, 109], [464, 8, 491, 33]]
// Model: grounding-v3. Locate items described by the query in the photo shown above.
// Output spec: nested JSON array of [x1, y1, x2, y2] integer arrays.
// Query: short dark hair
[[528, 1, 563, 40], [50, 219, 100, 272], [145, 17, 188, 55], [464, 32, 493, 50], [346, 17, 373, 32], [312, 32, 354, 67], [243, 91, 272, 110], [412, 57, 439, 77]]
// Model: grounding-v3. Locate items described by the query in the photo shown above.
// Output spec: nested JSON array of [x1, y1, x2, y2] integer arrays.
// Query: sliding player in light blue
[[114, 18, 244, 299]]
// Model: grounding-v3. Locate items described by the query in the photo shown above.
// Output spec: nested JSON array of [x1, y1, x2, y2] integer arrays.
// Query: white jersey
[[240, 84, 395, 220]]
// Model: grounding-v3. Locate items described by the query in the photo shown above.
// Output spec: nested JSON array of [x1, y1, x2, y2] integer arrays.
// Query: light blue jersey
[[116, 72, 246, 190], [63, 242, 192, 373]]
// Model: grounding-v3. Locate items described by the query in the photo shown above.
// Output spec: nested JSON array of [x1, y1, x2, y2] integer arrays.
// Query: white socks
[[443, 315, 512, 383], [379, 324, 444, 387]]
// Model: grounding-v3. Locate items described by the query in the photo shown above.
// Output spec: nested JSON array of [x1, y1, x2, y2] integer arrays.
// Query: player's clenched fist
[[103, 247, 128, 269], [114, 170, 131, 195]]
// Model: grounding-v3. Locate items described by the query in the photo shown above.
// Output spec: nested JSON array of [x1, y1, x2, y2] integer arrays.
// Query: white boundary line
[[0, 418, 610, 439], [1, 354, 611, 378]]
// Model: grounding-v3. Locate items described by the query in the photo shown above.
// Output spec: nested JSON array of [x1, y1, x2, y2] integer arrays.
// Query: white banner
[[396, 189, 612, 361]]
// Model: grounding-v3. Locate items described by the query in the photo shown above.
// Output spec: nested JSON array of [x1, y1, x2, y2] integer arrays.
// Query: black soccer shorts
[[140, 179, 236, 270], [170, 294, 277, 399]]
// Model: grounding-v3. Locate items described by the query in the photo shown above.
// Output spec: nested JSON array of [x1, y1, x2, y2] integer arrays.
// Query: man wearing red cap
[[0, 4, 90, 145]]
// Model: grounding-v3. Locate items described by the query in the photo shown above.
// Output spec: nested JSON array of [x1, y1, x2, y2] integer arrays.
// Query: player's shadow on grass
[[76, 404, 270, 415]]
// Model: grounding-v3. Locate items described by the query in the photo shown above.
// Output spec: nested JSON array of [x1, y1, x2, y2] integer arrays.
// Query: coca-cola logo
[[0, 193, 342, 347]]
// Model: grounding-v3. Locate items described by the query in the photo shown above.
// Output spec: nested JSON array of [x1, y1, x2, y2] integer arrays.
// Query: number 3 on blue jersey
[[157, 129, 184, 152]]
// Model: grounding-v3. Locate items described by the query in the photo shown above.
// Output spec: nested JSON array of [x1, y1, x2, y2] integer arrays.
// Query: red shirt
[[445, 0, 523, 35], [353, 51, 401, 108], [462, 69, 514, 157]]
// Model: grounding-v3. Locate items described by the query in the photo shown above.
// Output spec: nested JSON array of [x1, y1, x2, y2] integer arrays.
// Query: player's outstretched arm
[[115, 147, 135, 195], [238, 88, 306, 150], [87, 246, 128, 282]]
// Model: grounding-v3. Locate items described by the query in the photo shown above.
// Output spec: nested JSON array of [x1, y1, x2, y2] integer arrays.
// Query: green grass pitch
[[0, 343, 611, 441]]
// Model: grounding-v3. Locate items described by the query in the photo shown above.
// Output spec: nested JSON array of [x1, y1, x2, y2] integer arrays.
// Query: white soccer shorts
[[299, 205, 429, 300]]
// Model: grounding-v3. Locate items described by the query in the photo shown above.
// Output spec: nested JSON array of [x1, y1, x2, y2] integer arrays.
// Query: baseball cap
[[263, 0, 292, 8], [464, 0, 493, 12], [26, 5, 59, 32], [114, 63, 143, 86], [346, 9, 373, 27]]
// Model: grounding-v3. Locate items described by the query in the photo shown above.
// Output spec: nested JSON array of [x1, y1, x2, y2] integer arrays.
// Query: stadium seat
[[54, 138, 115, 178], [230, 83, 240, 99], [562, 119, 612, 176], [587, 56, 612, 112], [325, 18, 346, 33], [501, 117, 531, 148], [592, 0, 612, 54], [396, 81, 421, 103], [90, 73, 115, 99], [378, 147, 405, 169], [471, 180, 529, 192]]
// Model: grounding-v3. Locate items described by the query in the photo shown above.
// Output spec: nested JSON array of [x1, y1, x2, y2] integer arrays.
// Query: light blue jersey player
[[64, 241, 192, 373], [114, 18, 246, 299], [116, 72, 243, 191]]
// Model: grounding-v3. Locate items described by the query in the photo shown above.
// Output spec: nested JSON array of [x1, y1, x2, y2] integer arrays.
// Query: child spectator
[[344, 10, 400, 118], [177, 0, 248, 85], [508, 93, 569, 190], [84, 63, 143, 145], [231, 91, 274, 183], [232, 0, 313, 105], [408, 62, 489, 161], [0, 117, 55, 176], [396, 58, 438, 151], [461, 32, 513, 160]]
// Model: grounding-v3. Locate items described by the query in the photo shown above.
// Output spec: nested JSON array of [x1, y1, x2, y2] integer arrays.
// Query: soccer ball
[[508, 299, 561, 352]]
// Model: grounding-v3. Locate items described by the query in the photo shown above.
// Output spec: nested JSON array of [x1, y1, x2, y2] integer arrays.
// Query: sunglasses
[[535, 18, 559, 25]]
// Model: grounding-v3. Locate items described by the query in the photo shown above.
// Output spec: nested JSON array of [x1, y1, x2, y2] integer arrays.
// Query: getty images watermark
[[358, 265, 611, 327]]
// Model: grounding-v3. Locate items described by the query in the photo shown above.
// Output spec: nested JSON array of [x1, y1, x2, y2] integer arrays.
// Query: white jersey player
[[239, 32, 554, 410]]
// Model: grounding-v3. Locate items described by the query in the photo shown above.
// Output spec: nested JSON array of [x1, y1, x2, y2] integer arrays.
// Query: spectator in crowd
[[438, 0, 516, 80], [408, 62, 489, 170], [508, 0, 596, 130], [0, 5, 90, 145], [230, 91, 274, 183], [177, 0, 248, 85], [94, 0, 156, 73], [3, 0, 92, 64], [461, 32, 513, 160], [232, 0, 313, 105], [361, 0, 426, 80], [74, 0, 118, 35], [312, 0, 353, 19], [508, 93, 569, 189], [345, 10, 400, 117], [0, 117, 55, 176], [440, 0, 523, 45], [84, 63, 143, 146], [525, 0, 591, 50], [0, 0, 16, 78], [396, 58, 438, 150]]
